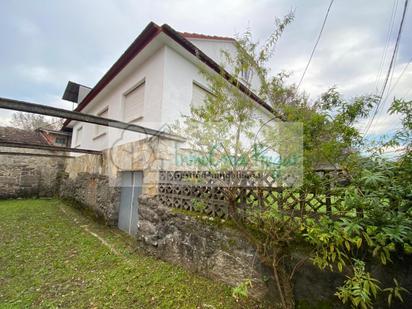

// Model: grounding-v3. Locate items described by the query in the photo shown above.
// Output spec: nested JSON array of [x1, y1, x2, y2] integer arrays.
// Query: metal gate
[[118, 171, 143, 235]]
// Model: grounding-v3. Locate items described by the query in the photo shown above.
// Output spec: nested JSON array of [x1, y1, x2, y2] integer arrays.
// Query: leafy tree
[[175, 14, 411, 309]]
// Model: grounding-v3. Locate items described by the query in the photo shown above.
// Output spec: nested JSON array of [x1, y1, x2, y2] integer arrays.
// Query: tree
[[174, 14, 302, 307], [174, 14, 411, 309], [10, 112, 63, 131]]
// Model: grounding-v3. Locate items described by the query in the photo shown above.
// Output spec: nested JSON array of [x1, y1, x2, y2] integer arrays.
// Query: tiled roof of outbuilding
[[0, 127, 49, 145]]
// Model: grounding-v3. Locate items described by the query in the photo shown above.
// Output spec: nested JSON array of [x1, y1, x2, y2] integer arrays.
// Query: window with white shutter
[[191, 83, 210, 109], [95, 107, 108, 137], [124, 82, 145, 123]]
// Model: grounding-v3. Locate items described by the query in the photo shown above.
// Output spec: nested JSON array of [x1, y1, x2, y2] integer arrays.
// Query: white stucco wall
[[187, 39, 236, 68], [161, 44, 271, 127], [70, 46, 166, 152], [160, 46, 209, 126], [187, 38, 261, 93], [69, 36, 270, 153]]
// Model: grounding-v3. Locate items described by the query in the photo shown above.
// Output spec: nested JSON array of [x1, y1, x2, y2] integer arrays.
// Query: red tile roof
[[179, 32, 236, 42], [0, 127, 49, 145]]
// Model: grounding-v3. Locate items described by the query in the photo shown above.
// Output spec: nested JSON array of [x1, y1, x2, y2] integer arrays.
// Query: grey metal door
[[118, 171, 143, 235]]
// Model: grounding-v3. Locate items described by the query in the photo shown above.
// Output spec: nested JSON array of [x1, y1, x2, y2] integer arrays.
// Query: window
[[75, 126, 83, 147], [95, 107, 108, 137], [55, 137, 66, 145], [124, 82, 145, 123], [191, 83, 210, 109]]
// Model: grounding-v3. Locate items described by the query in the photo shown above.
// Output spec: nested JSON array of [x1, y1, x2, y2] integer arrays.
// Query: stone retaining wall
[[0, 148, 65, 199], [59, 172, 120, 225], [137, 196, 412, 308], [137, 197, 272, 296], [136, 197, 344, 306]]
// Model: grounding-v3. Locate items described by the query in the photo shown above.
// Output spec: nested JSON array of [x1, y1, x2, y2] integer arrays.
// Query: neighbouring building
[[0, 126, 65, 198], [0, 126, 50, 146], [37, 128, 72, 147]]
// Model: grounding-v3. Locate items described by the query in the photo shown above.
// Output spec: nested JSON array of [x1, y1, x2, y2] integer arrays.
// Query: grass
[[0, 199, 259, 308]]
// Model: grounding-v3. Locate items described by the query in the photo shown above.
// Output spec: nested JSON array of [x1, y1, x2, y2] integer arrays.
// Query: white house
[[62, 22, 274, 152], [59, 22, 284, 235]]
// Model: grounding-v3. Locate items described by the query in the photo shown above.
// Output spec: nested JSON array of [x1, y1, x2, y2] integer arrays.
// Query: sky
[[0, 0, 411, 141]]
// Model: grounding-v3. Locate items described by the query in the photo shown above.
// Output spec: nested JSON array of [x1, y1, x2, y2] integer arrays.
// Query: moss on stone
[[171, 207, 237, 229]]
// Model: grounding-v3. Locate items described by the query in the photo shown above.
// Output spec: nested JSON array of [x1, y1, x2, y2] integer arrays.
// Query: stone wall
[[137, 197, 273, 299], [137, 196, 412, 308], [0, 148, 65, 199], [63, 137, 180, 197], [59, 137, 180, 223], [59, 172, 120, 225]]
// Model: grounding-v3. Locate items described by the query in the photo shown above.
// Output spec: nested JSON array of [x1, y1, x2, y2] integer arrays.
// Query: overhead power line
[[374, 0, 399, 93], [297, 0, 335, 90], [382, 56, 412, 103], [363, 0, 409, 137]]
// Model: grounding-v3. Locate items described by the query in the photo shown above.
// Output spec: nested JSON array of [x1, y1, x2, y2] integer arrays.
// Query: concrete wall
[[0, 148, 65, 199]]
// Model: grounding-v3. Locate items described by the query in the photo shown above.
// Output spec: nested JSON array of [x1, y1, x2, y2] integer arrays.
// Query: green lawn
[[0, 199, 257, 308]]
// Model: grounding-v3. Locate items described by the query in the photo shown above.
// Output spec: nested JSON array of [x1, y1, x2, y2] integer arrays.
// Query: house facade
[[62, 22, 272, 152], [59, 22, 277, 234]]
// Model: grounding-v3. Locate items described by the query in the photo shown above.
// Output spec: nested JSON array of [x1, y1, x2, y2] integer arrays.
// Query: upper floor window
[[95, 107, 108, 138], [191, 82, 211, 109], [75, 126, 83, 147], [124, 82, 145, 123]]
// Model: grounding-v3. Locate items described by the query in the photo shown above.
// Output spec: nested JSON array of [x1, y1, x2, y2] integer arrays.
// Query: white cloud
[[16, 65, 54, 84], [357, 112, 402, 136], [13, 17, 41, 37]]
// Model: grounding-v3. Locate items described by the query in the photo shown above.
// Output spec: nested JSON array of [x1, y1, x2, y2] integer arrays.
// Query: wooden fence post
[[325, 176, 332, 215]]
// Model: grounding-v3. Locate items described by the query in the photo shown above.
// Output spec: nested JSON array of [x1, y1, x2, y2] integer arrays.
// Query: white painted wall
[[187, 39, 236, 68], [187, 38, 261, 93], [160, 45, 208, 126], [161, 44, 271, 127], [70, 46, 166, 152], [70, 36, 269, 153]]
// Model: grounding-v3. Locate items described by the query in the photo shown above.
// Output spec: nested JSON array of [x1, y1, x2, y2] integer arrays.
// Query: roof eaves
[[62, 22, 162, 128], [179, 32, 236, 42]]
